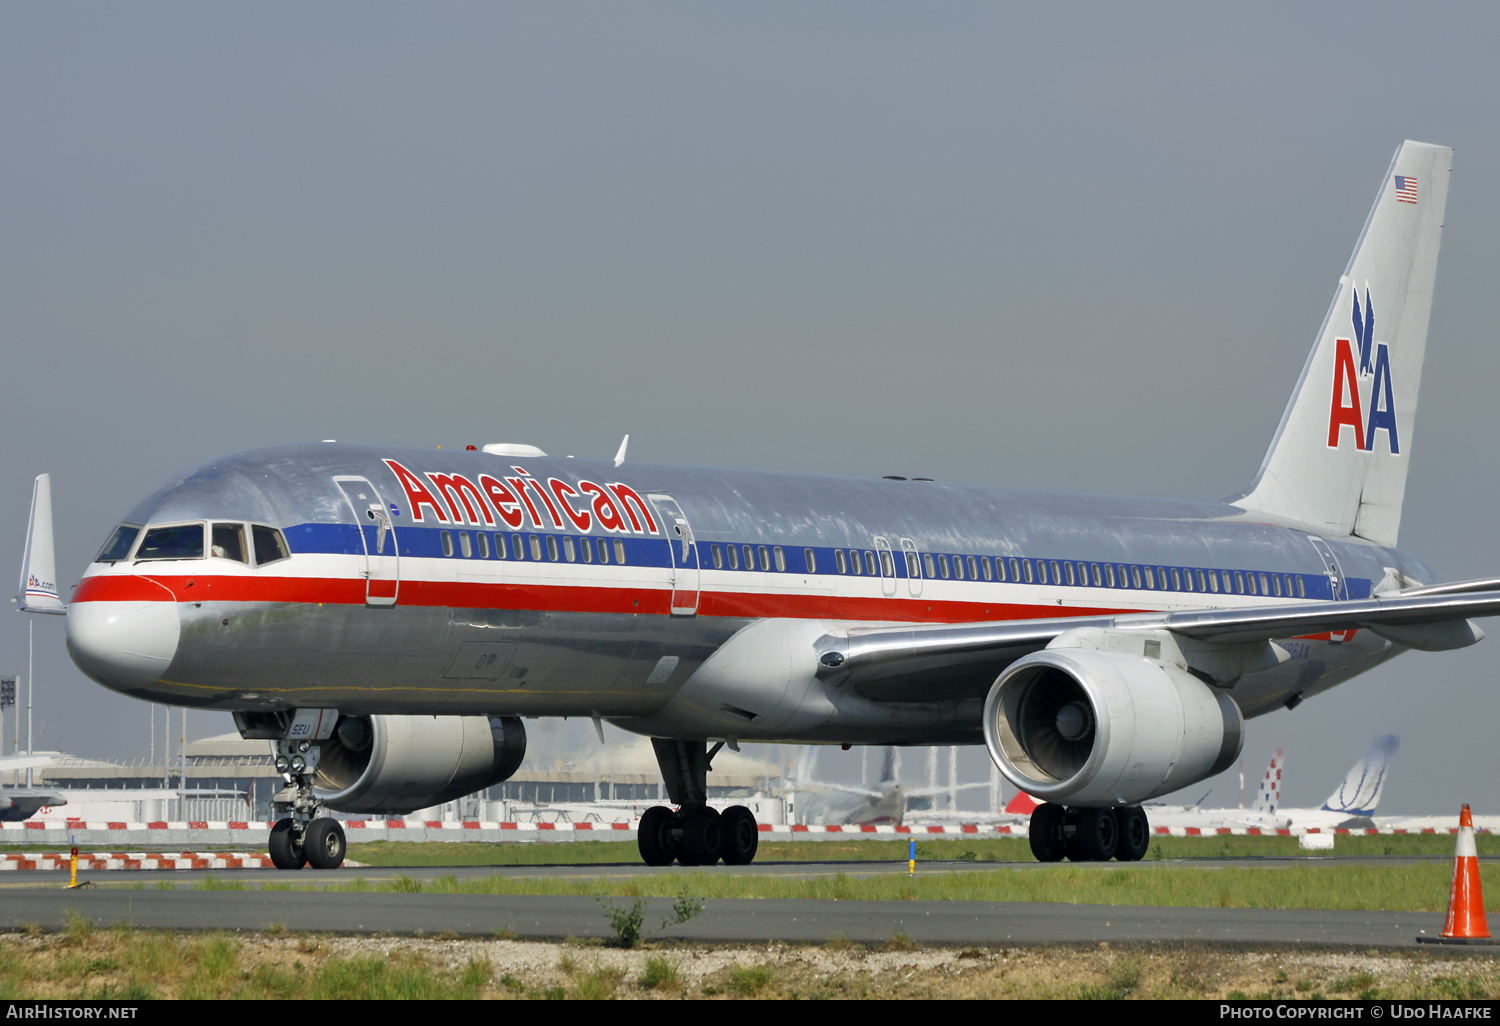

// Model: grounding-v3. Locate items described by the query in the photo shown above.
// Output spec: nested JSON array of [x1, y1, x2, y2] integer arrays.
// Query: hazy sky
[[4, 3, 1500, 814]]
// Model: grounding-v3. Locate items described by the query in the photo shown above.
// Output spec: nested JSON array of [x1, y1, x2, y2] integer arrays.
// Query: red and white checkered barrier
[[0, 851, 278, 871]]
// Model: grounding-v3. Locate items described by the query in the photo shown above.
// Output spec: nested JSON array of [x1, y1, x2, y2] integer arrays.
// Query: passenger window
[[615, 539, 627, 564], [967, 556, 979, 580], [1209, 571, 1220, 593], [907, 552, 921, 577], [1222, 571, 1233, 592], [137, 524, 205, 561], [744, 545, 754, 569], [597, 538, 610, 564], [849, 551, 861, 575], [759, 545, 771, 571], [1143, 566, 1154, 589], [529, 535, 542, 560], [729, 545, 739, 570], [1036, 561, 1047, 585], [1092, 563, 1102, 586], [805, 548, 816, 573], [1009, 557, 1021, 581], [835, 549, 846, 574], [1272, 574, 1281, 596], [1259, 573, 1270, 595], [1246, 573, 1256, 595], [494, 533, 507, 559], [1064, 562, 1076, 586], [459, 532, 472, 558], [1171, 568, 1182, 591], [441, 531, 454, 557], [546, 536, 559, 561], [995, 557, 1007, 582], [1296, 575, 1305, 598], [775, 546, 786, 572], [1157, 567, 1168, 590], [981, 557, 993, 581], [882, 551, 895, 577], [211, 523, 247, 563], [580, 536, 592, 563], [1194, 569, 1205, 591], [938, 555, 950, 579], [96, 524, 141, 563], [1105, 564, 1116, 587], [1232, 571, 1243, 594], [563, 536, 576, 562], [1130, 565, 1142, 588], [1284, 574, 1293, 596], [1077, 562, 1087, 585], [477, 533, 490, 559], [864, 551, 877, 575], [712, 545, 723, 569], [923, 553, 935, 578], [952, 556, 964, 580], [1023, 560, 1034, 584], [512, 534, 526, 560], [1050, 561, 1061, 584]]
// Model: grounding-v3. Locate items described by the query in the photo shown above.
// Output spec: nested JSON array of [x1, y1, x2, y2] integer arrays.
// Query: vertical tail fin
[[1253, 747, 1284, 814], [1322, 735, 1400, 815], [18, 474, 63, 615], [1232, 141, 1452, 547]]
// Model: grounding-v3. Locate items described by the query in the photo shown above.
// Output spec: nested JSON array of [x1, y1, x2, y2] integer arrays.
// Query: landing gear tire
[[679, 805, 724, 866], [1115, 806, 1150, 862], [638, 806, 677, 866], [1071, 807, 1119, 862], [269, 818, 307, 870], [1028, 803, 1067, 863], [304, 818, 347, 869], [720, 805, 759, 865]]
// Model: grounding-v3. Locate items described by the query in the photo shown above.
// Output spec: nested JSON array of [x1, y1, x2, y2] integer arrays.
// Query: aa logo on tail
[[1327, 284, 1399, 454]]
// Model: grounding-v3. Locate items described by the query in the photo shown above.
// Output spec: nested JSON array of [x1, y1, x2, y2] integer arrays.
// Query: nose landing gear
[[1027, 802, 1150, 862], [267, 737, 346, 870]]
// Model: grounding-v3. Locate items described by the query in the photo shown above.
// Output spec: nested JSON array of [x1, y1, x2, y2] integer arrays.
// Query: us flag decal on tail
[[1395, 175, 1418, 203]]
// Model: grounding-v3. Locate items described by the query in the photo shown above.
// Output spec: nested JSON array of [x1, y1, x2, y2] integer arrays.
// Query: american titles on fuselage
[[383, 459, 660, 535]]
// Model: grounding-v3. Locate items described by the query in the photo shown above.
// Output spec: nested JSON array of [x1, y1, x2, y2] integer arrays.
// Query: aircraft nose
[[66, 600, 181, 692]]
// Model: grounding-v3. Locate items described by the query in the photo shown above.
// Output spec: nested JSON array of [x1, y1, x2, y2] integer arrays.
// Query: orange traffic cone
[[1419, 804, 1495, 945]]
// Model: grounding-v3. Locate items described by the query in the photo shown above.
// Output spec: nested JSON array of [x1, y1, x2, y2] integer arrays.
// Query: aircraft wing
[[823, 588, 1500, 702]]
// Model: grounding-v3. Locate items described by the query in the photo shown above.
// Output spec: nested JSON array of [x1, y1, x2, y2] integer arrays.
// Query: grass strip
[[283, 861, 1500, 912], [344, 832, 1498, 867]]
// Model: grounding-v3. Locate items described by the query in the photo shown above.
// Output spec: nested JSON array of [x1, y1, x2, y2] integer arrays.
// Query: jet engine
[[311, 714, 526, 814], [983, 648, 1242, 806]]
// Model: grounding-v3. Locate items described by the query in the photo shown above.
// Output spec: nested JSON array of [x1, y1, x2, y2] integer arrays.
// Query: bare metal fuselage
[[65, 443, 1421, 744]]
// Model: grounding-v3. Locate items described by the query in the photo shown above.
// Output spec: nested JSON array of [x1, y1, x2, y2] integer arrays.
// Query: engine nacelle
[[312, 714, 526, 814], [983, 648, 1243, 806]]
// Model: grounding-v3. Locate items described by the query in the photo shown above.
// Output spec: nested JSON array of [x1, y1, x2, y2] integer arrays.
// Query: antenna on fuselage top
[[613, 434, 629, 468]]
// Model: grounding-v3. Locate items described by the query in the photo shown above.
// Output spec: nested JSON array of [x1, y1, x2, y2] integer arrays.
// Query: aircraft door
[[647, 494, 700, 616], [873, 536, 898, 597], [1306, 536, 1347, 601], [335, 477, 400, 607], [900, 538, 923, 597]]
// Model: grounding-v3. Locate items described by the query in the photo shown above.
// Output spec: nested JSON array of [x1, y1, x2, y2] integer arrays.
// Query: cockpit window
[[252, 525, 291, 566], [136, 524, 205, 561], [96, 525, 141, 563], [212, 523, 248, 563]]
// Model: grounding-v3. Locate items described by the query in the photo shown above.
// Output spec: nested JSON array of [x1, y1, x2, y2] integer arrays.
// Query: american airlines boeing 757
[[54, 140, 1500, 869]]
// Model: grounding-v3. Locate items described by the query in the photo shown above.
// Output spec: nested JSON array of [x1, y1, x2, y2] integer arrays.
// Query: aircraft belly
[[155, 601, 743, 717]]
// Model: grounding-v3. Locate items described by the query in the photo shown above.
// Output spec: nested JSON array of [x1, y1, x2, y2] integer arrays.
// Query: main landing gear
[[267, 737, 346, 870], [637, 738, 761, 866], [1027, 803, 1150, 863]]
